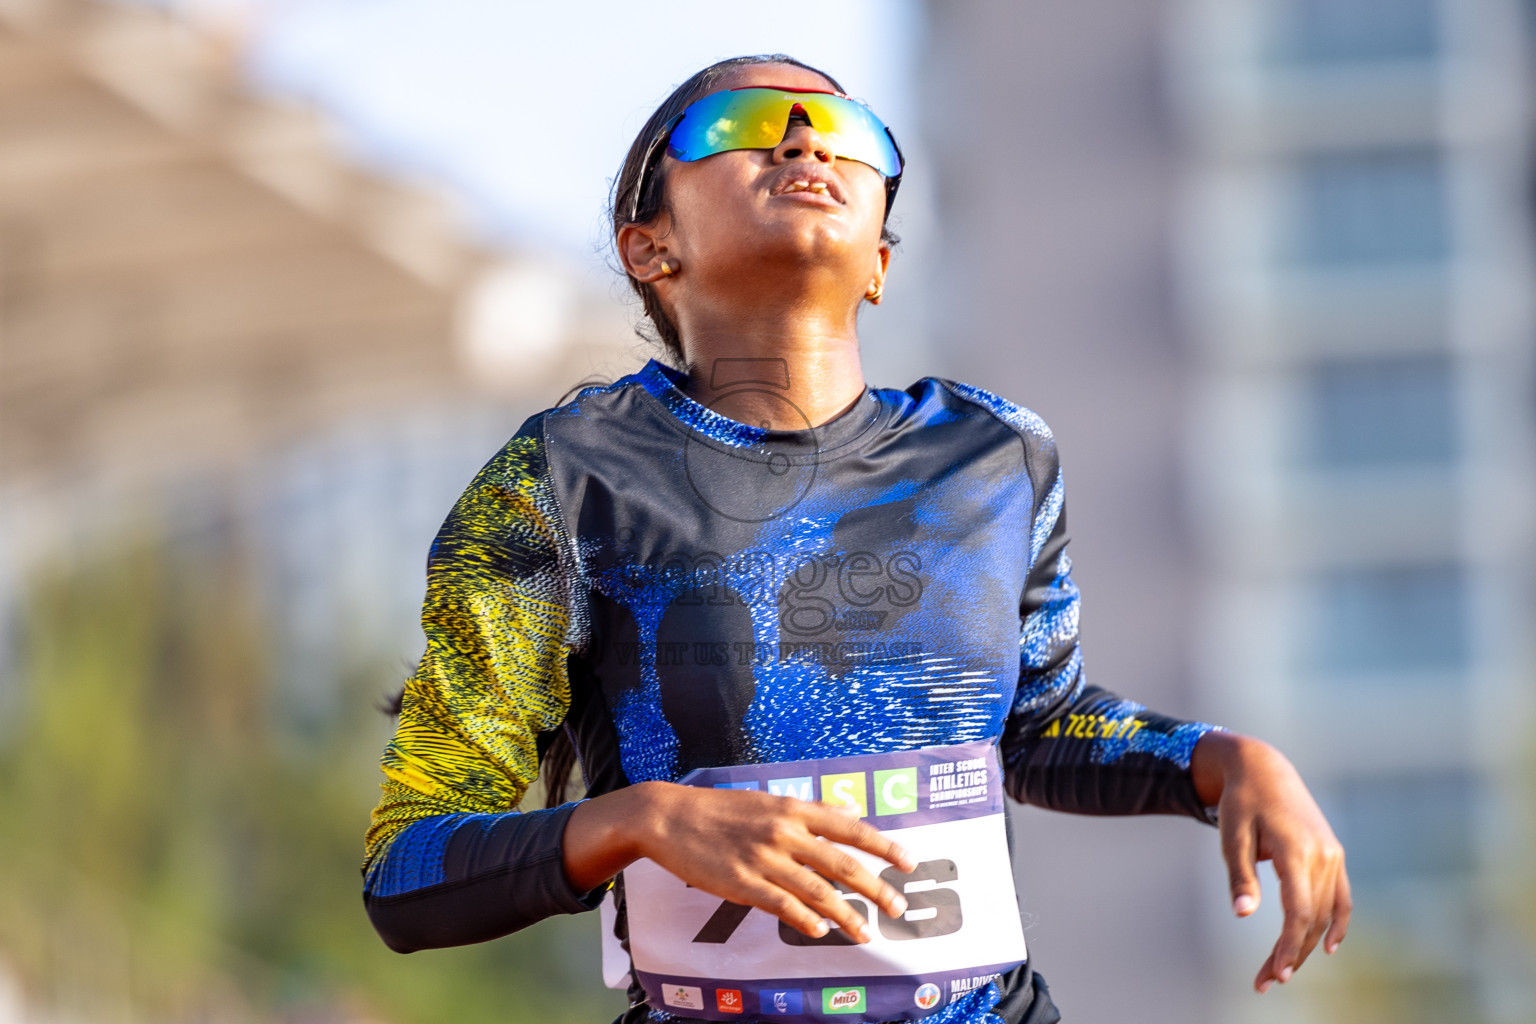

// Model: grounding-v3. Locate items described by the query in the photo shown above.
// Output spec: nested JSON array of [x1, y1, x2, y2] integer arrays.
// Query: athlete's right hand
[[562, 781, 917, 942]]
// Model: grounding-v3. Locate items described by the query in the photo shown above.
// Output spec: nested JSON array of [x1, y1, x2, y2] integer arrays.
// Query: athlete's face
[[618, 64, 890, 309]]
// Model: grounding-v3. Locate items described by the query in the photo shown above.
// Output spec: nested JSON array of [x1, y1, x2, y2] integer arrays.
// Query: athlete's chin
[[736, 217, 876, 268]]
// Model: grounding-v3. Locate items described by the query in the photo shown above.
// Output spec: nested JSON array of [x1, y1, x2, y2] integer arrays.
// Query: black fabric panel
[[565, 653, 630, 798], [1002, 684, 1212, 821], [995, 963, 1063, 1024], [364, 802, 603, 953]]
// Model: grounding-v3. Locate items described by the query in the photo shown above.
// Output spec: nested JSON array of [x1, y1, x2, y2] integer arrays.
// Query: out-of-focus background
[[2, 1, 1533, 1022]]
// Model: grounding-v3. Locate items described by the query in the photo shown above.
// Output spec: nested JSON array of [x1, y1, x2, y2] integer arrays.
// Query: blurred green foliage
[[0, 524, 626, 1024]]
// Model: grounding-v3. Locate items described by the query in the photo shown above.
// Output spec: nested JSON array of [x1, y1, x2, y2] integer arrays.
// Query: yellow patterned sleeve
[[364, 427, 576, 869]]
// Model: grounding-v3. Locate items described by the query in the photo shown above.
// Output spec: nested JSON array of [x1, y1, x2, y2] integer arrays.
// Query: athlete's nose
[[774, 105, 834, 166]]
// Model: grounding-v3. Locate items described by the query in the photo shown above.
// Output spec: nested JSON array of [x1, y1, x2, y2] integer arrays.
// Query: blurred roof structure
[[0, 0, 631, 500]]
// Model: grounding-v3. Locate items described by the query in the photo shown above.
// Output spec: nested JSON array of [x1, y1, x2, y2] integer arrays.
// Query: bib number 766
[[690, 860, 963, 946]]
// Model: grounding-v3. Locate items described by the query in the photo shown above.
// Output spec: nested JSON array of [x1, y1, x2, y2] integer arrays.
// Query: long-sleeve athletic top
[[361, 359, 1220, 1024]]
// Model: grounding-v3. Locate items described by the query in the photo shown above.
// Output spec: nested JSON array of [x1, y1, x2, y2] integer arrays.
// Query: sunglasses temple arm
[[882, 127, 906, 221], [630, 113, 683, 223]]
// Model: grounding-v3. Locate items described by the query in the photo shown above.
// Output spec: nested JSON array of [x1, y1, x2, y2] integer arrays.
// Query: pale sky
[[133, 0, 935, 383], [206, 0, 927, 262]]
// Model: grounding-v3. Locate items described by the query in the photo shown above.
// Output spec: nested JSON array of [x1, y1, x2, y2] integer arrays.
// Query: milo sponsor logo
[[822, 987, 866, 1014]]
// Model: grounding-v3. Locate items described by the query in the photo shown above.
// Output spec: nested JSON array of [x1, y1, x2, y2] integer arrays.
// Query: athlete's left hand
[[1190, 731, 1351, 994]]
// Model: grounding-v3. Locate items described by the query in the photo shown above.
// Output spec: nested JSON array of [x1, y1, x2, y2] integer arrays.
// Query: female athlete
[[361, 55, 1350, 1024]]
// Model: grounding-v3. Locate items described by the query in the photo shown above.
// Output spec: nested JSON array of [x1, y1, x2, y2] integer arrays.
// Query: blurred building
[[922, 1, 1535, 1023], [1174, 1, 1536, 1021]]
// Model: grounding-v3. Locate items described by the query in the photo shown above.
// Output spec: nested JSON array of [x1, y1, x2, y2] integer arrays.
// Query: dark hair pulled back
[[610, 54, 899, 364]]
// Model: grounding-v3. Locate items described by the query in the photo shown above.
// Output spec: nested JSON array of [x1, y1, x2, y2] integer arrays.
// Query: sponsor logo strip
[[662, 985, 703, 1011], [674, 740, 1003, 826], [819, 772, 868, 817], [822, 986, 866, 1014], [766, 776, 814, 800], [757, 988, 803, 1015], [874, 767, 917, 815], [640, 966, 1022, 1021]]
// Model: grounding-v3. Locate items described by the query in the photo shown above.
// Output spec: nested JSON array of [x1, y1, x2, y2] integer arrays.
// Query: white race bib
[[604, 741, 1027, 1022]]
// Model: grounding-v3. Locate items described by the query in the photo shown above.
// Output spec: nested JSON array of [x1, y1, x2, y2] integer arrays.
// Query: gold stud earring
[[660, 260, 675, 277]]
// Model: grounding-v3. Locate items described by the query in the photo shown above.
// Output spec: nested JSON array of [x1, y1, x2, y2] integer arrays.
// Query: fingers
[[1325, 856, 1351, 954], [1254, 916, 1328, 993], [760, 800, 915, 939], [1255, 840, 1347, 992], [733, 874, 837, 940], [1253, 947, 1281, 995], [1294, 909, 1331, 976], [1221, 814, 1261, 918], [765, 862, 875, 942], [808, 802, 918, 874], [1266, 854, 1316, 991], [659, 791, 923, 944], [734, 832, 904, 943], [794, 834, 908, 921]]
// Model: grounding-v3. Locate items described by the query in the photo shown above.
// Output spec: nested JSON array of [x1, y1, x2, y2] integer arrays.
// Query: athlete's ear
[[866, 243, 891, 305], [619, 213, 675, 285]]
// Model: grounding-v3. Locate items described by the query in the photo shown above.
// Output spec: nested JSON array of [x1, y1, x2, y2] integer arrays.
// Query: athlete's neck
[[676, 316, 866, 431]]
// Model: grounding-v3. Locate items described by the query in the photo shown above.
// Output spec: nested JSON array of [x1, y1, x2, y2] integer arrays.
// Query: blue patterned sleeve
[[998, 426, 1221, 822]]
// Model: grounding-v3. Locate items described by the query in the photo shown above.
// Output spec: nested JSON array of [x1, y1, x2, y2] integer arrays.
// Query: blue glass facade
[[1290, 149, 1450, 266], [1303, 354, 1457, 466], [1274, 0, 1441, 64], [1313, 564, 1470, 674]]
